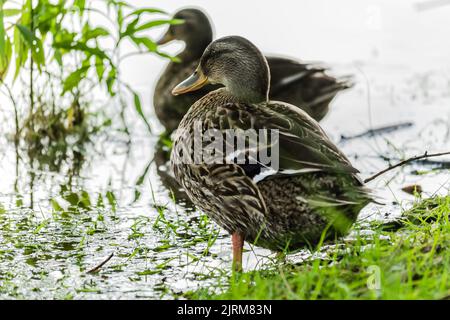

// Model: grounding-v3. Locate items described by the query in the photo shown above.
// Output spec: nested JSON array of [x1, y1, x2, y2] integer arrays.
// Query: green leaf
[[36, 3, 62, 35], [62, 65, 90, 93], [131, 36, 157, 52], [133, 91, 152, 134], [125, 8, 166, 19], [65, 192, 79, 206], [155, 50, 180, 63], [15, 23, 34, 45], [120, 16, 139, 39], [96, 194, 104, 208], [137, 269, 159, 276], [131, 36, 179, 62], [32, 39, 45, 66], [53, 49, 62, 66], [0, 2, 5, 58], [80, 190, 91, 208], [13, 24, 28, 80], [53, 30, 76, 49], [0, 35, 12, 79], [106, 191, 116, 212], [16, 197, 23, 208], [74, 0, 86, 10], [106, 0, 130, 9], [33, 219, 49, 234], [21, 0, 31, 26], [3, 9, 21, 17], [106, 67, 116, 95], [83, 26, 109, 41], [16, 24, 45, 67], [51, 199, 63, 212], [121, 19, 183, 41], [132, 160, 152, 203], [53, 41, 110, 62], [95, 56, 105, 81]]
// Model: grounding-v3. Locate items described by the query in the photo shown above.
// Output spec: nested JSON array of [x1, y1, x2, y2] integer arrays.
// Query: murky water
[[0, 129, 229, 299]]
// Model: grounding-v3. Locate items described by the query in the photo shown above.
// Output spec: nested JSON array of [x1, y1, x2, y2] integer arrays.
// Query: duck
[[154, 8, 352, 133], [170, 36, 371, 271]]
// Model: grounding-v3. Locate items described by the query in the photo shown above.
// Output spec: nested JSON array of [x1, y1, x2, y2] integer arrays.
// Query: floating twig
[[340, 122, 414, 142], [87, 253, 114, 274], [364, 151, 450, 183]]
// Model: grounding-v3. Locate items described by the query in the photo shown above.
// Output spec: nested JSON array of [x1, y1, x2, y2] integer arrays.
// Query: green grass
[[193, 195, 450, 300]]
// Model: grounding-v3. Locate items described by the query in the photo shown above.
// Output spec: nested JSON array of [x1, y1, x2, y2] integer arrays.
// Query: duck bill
[[156, 31, 174, 45], [172, 70, 209, 96]]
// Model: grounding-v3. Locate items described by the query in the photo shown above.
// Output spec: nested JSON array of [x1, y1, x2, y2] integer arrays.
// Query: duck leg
[[232, 232, 244, 272]]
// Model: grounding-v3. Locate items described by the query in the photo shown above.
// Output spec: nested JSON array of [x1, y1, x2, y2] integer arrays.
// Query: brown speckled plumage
[[170, 36, 371, 270], [172, 85, 371, 252]]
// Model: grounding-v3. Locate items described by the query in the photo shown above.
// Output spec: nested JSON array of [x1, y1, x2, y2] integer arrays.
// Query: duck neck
[[227, 80, 269, 104], [179, 34, 212, 63], [225, 62, 270, 104]]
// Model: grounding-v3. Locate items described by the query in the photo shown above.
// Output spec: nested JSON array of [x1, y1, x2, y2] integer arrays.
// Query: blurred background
[[125, 0, 450, 92], [0, 0, 449, 299]]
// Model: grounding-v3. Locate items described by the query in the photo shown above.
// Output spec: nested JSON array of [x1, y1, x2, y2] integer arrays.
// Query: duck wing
[[202, 101, 358, 181], [267, 56, 324, 95], [266, 56, 352, 120]]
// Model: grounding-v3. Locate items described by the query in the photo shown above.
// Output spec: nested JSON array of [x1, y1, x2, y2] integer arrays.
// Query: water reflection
[[153, 135, 194, 207], [15, 131, 87, 209], [0, 127, 232, 299]]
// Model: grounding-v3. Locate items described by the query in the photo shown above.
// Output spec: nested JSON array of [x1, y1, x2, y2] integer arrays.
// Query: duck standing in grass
[[170, 36, 371, 271], [154, 8, 352, 133]]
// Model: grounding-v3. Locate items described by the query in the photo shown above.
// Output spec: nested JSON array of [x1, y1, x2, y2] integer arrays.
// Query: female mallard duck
[[154, 8, 352, 133], [170, 36, 371, 271]]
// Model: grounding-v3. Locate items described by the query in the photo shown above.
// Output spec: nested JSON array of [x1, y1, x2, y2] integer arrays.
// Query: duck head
[[172, 36, 270, 103], [157, 8, 213, 60]]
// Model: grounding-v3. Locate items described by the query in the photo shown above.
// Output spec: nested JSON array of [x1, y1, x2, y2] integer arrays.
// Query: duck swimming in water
[[170, 36, 371, 271], [154, 8, 352, 133]]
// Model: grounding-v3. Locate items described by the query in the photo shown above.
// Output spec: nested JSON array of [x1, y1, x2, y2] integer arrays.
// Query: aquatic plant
[[0, 0, 179, 169]]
